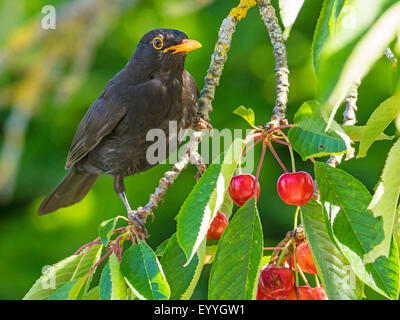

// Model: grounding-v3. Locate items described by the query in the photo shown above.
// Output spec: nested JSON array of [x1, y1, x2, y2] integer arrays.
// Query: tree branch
[[128, 0, 257, 227], [258, 0, 290, 128], [385, 47, 398, 68], [326, 80, 360, 167]]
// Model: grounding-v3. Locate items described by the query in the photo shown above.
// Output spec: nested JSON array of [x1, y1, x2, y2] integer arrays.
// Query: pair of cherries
[[206, 171, 315, 241], [228, 171, 314, 207], [257, 242, 327, 300]]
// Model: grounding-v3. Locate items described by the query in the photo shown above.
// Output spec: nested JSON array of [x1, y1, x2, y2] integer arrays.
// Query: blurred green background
[[0, 0, 398, 300]]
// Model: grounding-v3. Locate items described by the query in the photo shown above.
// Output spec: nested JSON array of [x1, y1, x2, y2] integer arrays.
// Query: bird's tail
[[38, 168, 98, 215]]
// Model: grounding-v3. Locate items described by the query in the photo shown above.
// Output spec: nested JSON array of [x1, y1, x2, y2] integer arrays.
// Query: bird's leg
[[114, 175, 132, 211], [119, 191, 132, 212], [113, 175, 148, 238]]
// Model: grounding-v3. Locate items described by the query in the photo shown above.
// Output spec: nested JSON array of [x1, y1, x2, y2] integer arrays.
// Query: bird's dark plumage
[[38, 28, 201, 216]]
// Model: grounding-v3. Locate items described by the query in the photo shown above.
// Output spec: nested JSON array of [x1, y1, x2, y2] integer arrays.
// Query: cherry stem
[[315, 274, 320, 287], [263, 247, 283, 251], [271, 138, 290, 146], [267, 143, 288, 173], [70, 249, 113, 299], [276, 238, 292, 267], [296, 264, 310, 287], [86, 250, 113, 278], [255, 143, 267, 194], [245, 132, 265, 144], [113, 227, 128, 234], [267, 124, 294, 133], [293, 206, 301, 287], [114, 235, 123, 261], [278, 130, 296, 172], [74, 239, 101, 255], [242, 138, 262, 156], [294, 207, 300, 230]]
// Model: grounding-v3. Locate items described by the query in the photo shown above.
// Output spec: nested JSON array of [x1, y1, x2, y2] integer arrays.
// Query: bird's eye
[[152, 37, 163, 50]]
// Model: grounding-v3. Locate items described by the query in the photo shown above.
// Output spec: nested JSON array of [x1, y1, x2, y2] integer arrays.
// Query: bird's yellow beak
[[164, 39, 202, 54]]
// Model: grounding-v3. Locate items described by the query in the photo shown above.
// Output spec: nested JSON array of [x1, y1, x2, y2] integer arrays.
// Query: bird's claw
[[191, 115, 213, 131], [128, 208, 150, 239]]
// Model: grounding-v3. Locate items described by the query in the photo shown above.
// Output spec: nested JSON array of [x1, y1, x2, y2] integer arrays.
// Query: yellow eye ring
[[152, 37, 163, 50]]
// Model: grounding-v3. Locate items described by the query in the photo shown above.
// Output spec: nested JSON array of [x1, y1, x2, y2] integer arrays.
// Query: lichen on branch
[[258, 0, 290, 128], [198, 0, 257, 118]]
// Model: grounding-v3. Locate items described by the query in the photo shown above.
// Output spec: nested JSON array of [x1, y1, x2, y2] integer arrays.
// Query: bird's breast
[[80, 74, 197, 177]]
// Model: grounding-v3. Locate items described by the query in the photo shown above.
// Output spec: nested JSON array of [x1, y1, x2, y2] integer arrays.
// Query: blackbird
[[38, 29, 202, 224]]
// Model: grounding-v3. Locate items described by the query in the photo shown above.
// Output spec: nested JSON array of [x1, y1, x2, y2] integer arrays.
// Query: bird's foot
[[191, 114, 213, 131], [128, 207, 152, 239]]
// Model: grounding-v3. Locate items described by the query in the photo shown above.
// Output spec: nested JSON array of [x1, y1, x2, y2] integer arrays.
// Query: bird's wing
[[65, 80, 127, 169]]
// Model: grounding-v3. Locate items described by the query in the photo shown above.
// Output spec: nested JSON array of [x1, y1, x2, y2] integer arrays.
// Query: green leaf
[[204, 243, 218, 264], [312, 0, 346, 72], [68, 276, 88, 300], [394, 206, 400, 250], [219, 189, 234, 219], [357, 95, 400, 158], [288, 100, 347, 160], [176, 138, 245, 264], [98, 216, 125, 246], [315, 162, 399, 299], [155, 237, 171, 257], [233, 106, 255, 127], [208, 198, 263, 300], [99, 253, 127, 300], [364, 139, 400, 263], [23, 244, 102, 300], [342, 125, 393, 142], [120, 241, 170, 300], [48, 279, 79, 300], [161, 234, 206, 300], [99, 262, 112, 300], [279, 0, 305, 40], [260, 255, 271, 268], [313, 0, 400, 128], [81, 286, 100, 300], [301, 200, 364, 300], [368, 237, 400, 299]]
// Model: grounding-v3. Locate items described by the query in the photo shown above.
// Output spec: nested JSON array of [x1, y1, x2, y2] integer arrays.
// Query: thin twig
[[258, 0, 289, 128], [326, 80, 359, 167]]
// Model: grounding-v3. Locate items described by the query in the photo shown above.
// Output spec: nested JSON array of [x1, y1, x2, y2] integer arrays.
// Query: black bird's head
[[130, 29, 202, 77]]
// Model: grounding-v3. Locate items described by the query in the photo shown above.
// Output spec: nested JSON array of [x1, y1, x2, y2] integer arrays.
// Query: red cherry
[[295, 242, 318, 274], [285, 243, 317, 275], [256, 286, 275, 300], [285, 286, 315, 300], [258, 267, 294, 298], [228, 174, 260, 207], [277, 171, 314, 206], [313, 286, 328, 300], [207, 212, 229, 240]]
